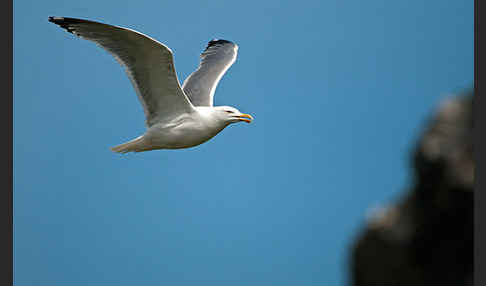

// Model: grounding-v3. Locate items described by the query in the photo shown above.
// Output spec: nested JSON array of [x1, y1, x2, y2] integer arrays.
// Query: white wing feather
[[49, 17, 195, 127], [182, 40, 238, 106]]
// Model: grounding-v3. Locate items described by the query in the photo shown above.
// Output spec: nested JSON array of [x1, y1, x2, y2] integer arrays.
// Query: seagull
[[48, 16, 253, 153]]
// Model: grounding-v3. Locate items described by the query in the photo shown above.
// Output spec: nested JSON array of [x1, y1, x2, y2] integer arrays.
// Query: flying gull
[[48, 16, 253, 153]]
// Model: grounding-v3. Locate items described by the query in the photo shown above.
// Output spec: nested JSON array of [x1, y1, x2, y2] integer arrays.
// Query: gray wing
[[49, 16, 195, 127], [182, 39, 238, 106]]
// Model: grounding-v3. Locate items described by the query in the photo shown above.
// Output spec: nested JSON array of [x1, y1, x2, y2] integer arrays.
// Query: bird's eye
[[225, 110, 233, 113]]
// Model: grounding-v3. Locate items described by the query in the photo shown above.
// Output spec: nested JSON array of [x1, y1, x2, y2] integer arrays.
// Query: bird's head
[[214, 106, 253, 124]]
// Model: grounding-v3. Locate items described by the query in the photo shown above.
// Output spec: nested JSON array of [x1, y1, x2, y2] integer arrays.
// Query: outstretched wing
[[49, 16, 195, 126], [182, 39, 238, 106]]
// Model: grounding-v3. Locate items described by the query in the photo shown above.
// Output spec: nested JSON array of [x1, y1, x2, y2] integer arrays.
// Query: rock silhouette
[[350, 90, 473, 286]]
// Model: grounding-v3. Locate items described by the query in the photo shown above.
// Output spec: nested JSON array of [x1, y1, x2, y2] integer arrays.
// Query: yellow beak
[[238, 113, 254, 123]]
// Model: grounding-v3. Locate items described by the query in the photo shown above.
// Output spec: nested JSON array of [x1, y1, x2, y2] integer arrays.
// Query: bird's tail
[[110, 136, 146, 154]]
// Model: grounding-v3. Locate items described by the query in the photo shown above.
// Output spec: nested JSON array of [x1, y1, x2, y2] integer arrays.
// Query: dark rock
[[350, 90, 474, 286]]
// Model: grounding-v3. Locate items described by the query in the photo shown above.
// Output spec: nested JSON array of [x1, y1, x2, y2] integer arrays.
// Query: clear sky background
[[14, 0, 473, 285]]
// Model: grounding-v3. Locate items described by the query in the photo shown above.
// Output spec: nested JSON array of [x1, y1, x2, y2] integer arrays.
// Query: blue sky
[[14, 0, 473, 285]]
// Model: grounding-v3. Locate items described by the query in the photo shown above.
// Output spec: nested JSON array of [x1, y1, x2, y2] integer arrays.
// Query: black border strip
[[474, 0, 483, 284], [4, 0, 13, 284]]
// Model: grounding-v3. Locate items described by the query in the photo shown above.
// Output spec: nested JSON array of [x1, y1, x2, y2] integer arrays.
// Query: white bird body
[[129, 107, 229, 151], [48, 16, 253, 153]]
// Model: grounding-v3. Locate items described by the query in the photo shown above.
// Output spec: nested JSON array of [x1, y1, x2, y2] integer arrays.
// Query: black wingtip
[[205, 39, 233, 50], [48, 16, 79, 34], [48, 16, 59, 23]]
